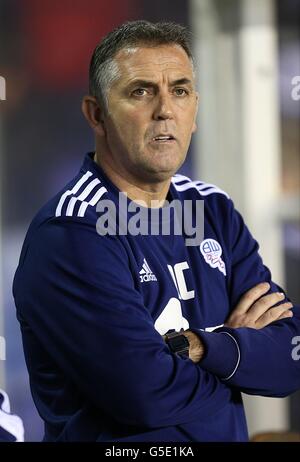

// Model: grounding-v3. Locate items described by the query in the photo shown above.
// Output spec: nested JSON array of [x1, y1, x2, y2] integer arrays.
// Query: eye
[[174, 88, 188, 96], [132, 88, 148, 97]]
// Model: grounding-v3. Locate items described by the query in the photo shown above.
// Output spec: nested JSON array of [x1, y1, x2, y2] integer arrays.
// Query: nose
[[153, 92, 174, 121]]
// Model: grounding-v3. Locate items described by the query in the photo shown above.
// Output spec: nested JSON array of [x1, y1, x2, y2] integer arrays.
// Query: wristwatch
[[164, 329, 190, 357]]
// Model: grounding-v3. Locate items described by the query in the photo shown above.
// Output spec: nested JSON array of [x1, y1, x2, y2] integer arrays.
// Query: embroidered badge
[[200, 239, 226, 276]]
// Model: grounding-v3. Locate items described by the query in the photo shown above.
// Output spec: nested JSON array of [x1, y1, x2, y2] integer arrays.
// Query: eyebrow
[[127, 78, 193, 89]]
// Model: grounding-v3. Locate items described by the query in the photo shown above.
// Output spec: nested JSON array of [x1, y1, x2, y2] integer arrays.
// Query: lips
[[151, 134, 176, 142]]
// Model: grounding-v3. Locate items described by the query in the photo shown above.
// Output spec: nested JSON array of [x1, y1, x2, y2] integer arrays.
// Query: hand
[[225, 282, 293, 329]]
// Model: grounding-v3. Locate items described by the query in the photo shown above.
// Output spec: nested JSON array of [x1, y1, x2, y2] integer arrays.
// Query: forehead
[[113, 44, 194, 83]]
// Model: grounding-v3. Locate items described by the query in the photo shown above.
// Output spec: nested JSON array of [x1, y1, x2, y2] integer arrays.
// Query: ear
[[192, 92, 199, 133], [81, 95, 106, 136]]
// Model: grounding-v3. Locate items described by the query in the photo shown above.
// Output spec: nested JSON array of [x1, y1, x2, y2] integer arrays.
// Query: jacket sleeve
[[194, 200, 300, 397], [13, 218, 233, 429]]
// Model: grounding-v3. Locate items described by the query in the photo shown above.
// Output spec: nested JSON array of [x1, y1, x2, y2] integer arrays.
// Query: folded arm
[[180, 202, 300, 397], [14, 219, 234, 429]]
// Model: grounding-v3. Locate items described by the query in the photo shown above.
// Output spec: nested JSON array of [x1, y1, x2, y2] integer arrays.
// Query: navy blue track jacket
[[13, 152, 300, 441]]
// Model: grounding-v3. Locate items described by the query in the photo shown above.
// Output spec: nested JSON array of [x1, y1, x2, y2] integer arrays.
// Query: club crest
[[200, 239, 226, 276]]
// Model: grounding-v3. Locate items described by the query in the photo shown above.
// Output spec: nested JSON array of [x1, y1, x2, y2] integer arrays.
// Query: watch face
[[171, 335, 188, 350], [166, 332, 189, 356]]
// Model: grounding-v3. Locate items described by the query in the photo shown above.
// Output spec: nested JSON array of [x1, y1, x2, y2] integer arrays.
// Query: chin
[[137, 153, 185, 182], [143, 165, 180, 183]]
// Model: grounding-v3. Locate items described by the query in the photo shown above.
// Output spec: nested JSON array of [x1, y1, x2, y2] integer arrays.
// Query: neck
[[94, 152, 171, 208]]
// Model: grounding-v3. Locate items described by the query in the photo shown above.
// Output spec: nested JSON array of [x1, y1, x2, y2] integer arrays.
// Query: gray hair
[[89, 20, 194, 112]]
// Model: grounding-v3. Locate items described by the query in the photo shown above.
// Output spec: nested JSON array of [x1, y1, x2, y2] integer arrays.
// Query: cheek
[[115, 110, 145, 134], [179, 114, 197, 139], [110, 118, 145, 153], [124, 122, 148, 149]]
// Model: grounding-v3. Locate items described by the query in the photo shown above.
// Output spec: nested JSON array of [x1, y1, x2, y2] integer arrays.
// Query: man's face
[[102, 44, 198, 185]]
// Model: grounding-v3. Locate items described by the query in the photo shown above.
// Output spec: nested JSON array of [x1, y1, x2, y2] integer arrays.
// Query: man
[[13, 20, 300, 442]]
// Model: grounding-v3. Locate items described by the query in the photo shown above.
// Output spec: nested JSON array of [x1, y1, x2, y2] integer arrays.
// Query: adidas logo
[[139, 258, 157, 283]]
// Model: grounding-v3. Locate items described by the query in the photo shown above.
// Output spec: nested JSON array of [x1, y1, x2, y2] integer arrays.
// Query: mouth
[[150, 134, 176, 144]]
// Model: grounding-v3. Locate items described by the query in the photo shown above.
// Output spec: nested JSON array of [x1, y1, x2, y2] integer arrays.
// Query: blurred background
[[0, 0, 299, 441]]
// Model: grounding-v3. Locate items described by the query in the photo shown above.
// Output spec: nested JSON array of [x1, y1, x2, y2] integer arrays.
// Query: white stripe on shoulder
[[194, 181, 219, 190], [173, 181, 198, 192], [172, 174, 192, 184], [55, 171, 93, 217], [77, 186, 107, 217], [56, 171, 108, 218], [66, 178, 101, 216], [172, 175, 229, 198], [195, 184, 229, 198]]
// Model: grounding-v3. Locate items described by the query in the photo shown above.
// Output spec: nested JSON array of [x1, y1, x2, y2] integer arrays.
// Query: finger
[[255, 302, 293, 328], [234, 282, 270, 314], [276, 309, 294, 321], [247, 292, 286, 319]]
